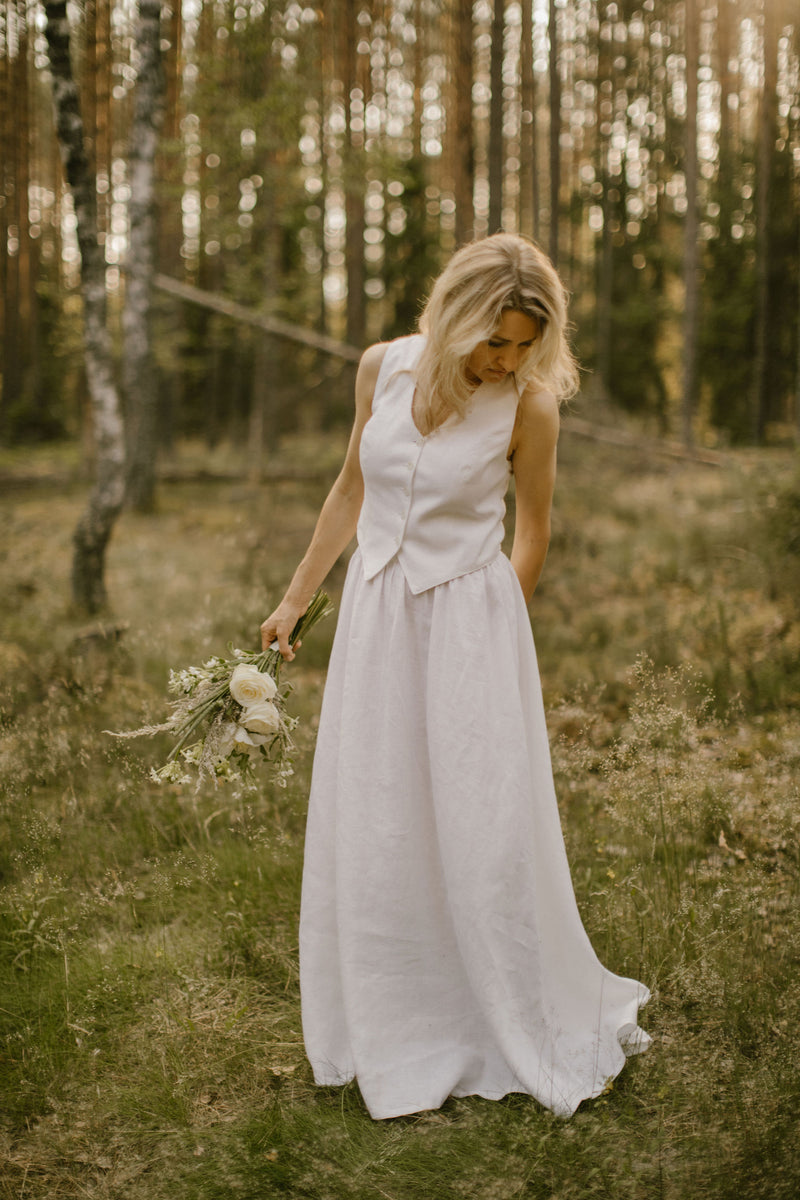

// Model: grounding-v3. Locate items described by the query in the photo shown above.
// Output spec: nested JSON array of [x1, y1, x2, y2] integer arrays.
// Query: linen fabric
[[356, 334, 518, 594], [299, 335, 651, 1120]]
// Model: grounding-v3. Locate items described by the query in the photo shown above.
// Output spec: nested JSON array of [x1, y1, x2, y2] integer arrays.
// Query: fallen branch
[[561, 414, 726, 467], [153, 274, 363, 363]]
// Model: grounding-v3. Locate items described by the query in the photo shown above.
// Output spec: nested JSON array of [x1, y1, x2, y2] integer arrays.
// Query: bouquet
[[108, 591, 333, 790]]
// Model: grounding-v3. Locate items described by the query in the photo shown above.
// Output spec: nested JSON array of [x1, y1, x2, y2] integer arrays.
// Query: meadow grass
[[1, 431, 799, 1198]]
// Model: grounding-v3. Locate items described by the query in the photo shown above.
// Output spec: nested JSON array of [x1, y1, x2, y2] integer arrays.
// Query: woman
[[261, 233, 650, 1120]]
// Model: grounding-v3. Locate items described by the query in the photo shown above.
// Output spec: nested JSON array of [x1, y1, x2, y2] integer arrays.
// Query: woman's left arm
[[508, 385, 560, 603]]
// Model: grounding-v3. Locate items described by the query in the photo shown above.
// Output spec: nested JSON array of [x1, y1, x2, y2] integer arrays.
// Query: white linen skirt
[[299, 549, 650, 1119]]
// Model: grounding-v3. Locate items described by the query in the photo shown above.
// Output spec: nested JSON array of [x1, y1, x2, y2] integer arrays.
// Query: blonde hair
[[414, 233, 579, 429]]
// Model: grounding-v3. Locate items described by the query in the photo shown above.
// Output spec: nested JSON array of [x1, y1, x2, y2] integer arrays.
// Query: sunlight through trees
[[1, 0, 799, 460]]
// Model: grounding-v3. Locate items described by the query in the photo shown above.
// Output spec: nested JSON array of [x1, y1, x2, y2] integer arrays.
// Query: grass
[[1, 429, 799, 1198]]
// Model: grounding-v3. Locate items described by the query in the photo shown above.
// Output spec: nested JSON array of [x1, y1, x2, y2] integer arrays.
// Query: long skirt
[[299, 549, 650, 1119]]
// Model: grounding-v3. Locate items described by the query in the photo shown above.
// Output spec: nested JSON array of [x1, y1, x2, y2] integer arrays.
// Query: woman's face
[[465, 309, 539, 385]]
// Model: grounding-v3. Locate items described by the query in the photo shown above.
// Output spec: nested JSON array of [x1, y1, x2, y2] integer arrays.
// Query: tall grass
[[1, 435, 799, 1198]]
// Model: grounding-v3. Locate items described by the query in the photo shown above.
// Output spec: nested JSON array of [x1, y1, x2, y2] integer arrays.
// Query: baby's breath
[[108, 591, 333, 792]]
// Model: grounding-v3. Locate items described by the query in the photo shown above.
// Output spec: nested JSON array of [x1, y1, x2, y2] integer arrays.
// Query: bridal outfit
[[299, 334, 650, 1119]]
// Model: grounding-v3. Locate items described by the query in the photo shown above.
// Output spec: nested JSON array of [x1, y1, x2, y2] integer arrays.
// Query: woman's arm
[[508, 385, 560, 604], [260, 342, 388, 657]]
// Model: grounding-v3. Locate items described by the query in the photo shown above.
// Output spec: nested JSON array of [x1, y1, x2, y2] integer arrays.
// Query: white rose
[[229, 664, 277, 706], [241, 701, 281, 736], [231, 724, 270, 756], [233, 725, 256, 749]]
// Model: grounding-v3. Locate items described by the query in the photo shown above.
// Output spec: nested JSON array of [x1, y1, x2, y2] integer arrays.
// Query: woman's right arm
[[260, 342, 388, 657]]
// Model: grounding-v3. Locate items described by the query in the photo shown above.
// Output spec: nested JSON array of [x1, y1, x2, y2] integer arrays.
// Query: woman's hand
[[260, 599, 308, 660]]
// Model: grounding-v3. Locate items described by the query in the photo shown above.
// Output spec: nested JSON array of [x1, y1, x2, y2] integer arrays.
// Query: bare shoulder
[[518, 383, 560, 430], [510, 383, 559, 457], [356, 341, 390, 388]]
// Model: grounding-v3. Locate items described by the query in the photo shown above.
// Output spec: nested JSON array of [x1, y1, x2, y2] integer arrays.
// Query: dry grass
[[1, 430, 799, 1198]]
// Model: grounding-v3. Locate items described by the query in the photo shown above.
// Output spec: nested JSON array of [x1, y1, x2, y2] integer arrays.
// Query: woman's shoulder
[[358, 335, 424, 392], [359, 333, 421, 372], [358, 340, 390, 377], [508, 382, 559, 459], [517, 382, 560, 431]]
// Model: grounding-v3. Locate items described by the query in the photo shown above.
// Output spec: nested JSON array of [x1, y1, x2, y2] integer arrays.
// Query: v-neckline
[[410, 385, 473, 440]]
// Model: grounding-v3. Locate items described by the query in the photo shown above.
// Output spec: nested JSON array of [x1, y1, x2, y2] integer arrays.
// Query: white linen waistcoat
[[356, 334, 520, 594]]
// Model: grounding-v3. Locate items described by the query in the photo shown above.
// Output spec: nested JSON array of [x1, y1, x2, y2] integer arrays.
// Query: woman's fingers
[[260, 619, 297, 659]]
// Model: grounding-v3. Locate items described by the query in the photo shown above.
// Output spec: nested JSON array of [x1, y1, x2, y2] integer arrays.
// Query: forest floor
[[1, 428, 800, 1199]]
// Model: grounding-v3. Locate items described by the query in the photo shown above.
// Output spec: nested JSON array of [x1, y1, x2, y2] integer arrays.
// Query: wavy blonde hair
[[414, 233, 579, 429]]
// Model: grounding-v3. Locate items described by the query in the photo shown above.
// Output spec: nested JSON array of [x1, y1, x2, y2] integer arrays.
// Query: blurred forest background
[[2, 0, 800, 464]]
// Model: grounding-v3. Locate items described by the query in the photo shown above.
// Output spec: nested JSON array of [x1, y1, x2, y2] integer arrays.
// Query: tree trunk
[[595, 8, 613, 396], [124, 0, 166, 512], [16, 7, 35, 411], [488, 0, 504, 233], [519, 0, 538, 241], [342, 0, 366, 345], [94, 0, 111, 249], [753, 0, 777, 443], [453, 0, 474, 246], [1, 3, 21, 428], [412, 0, 424, 158], [796, 172, 800, 438], [43, 0, 126, 613], [317, 0, 329, 333], [248, 155, 281, 484], [681, 0, 699, 448], [716, 0, 734, 234], [547, 0, 560, 266]]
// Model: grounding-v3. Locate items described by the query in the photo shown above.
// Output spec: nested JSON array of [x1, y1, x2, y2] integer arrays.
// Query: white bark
[[43, 0, 126, 613]]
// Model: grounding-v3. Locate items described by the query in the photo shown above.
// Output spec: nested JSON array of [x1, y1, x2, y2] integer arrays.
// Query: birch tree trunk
[[124, 0, 165, 512], [681, 0, 699, 447], [43, 0, 126, 613]]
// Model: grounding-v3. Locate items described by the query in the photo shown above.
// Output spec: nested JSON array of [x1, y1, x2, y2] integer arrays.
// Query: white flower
[[232, 724, 269, 756], [233, 725, 257, 749], [241, 701, 281, 736], [168, 668, 197, 695], [151, 761, 191, 785], [229, 664, 278, 706], [217, 722, 238, 757]]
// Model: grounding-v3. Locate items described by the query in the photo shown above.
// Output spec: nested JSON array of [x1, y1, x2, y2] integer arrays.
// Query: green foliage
[[2, 436, 800, 1197], [381, 156, 445, 339], [701, 142, 799, 445], [754, 465, 800, 616], [700, 225, 756, 443], [0, 280, 83, 445], [605, 237, 672, 421]]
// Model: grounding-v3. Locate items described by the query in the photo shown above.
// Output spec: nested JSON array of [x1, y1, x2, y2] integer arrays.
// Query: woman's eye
[[488, 340, 502, 348]]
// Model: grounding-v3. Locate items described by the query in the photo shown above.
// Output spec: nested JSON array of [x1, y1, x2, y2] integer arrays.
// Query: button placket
[[394, 438, 423, 549]]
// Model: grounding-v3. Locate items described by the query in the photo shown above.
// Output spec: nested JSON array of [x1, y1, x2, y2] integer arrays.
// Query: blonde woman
[[261, 233, 650, 1120]]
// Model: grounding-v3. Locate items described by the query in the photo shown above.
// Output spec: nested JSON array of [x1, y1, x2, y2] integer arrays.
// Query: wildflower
[[108, 590, 332, 791]]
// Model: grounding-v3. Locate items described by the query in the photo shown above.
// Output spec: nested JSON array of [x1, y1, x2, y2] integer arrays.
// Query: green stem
[[165, 589, 333, 763]]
